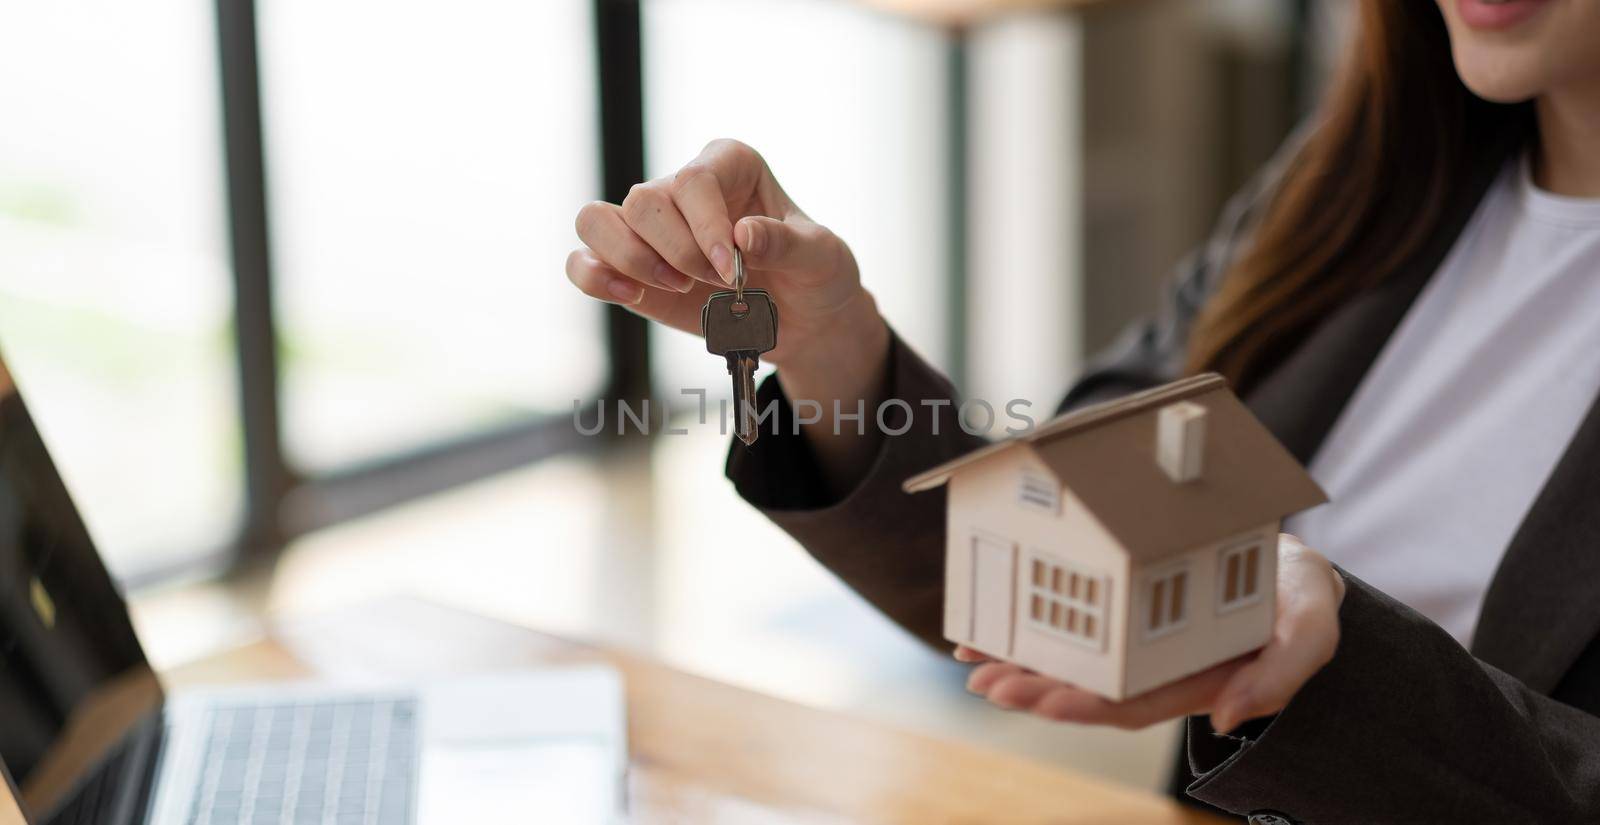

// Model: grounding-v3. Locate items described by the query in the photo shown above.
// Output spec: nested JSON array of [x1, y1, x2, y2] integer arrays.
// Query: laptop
[[0, 348, 628, 824]]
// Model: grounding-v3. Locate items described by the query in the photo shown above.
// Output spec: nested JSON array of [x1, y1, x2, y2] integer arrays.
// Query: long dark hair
[[1185, 1, 1535, 389]]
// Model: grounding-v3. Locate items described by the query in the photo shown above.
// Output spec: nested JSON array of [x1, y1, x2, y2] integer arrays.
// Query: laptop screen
[[0, 353, 155, 818]]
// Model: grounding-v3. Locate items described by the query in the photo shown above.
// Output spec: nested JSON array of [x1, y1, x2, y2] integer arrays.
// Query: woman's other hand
[[960, 534, 1346, 734]]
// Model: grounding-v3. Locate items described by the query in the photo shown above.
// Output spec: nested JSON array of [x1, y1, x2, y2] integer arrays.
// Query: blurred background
[[0, 0, 1349, 795]]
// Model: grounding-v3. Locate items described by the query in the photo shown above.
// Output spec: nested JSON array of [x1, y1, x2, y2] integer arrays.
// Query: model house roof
[[903, 373, 1327, 561]]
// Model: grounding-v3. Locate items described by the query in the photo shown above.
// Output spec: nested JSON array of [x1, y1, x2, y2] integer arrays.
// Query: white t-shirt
[[1287, 157, 1600, 646]]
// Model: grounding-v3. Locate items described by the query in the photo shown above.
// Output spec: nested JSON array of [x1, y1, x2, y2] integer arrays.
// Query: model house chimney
[[1157, 401, 1206, 483]]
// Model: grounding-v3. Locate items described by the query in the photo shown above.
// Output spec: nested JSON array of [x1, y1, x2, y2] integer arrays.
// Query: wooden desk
[[167, 599, 1224, 824]]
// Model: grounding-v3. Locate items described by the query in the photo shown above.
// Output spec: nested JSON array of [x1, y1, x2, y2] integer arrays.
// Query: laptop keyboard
[[187, 698, 419, 825]]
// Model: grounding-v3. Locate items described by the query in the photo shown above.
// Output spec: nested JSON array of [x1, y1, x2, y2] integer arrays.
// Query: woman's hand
[[566, 138, 880, 371], [568, 139, 892, 487], [961, 534, 1346, 734]]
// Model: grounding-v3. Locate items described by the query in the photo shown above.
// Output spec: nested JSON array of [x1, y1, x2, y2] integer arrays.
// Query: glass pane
[[1171, 572, 1187, 622], [0, 2, 240, 581], [643, 0, 949, 399], [1225, 553, 1241, 602], [261, 0, 605, 472], [1244, 545, 1260, 595]]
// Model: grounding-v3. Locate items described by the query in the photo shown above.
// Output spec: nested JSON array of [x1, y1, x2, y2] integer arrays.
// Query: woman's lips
[[1457, 0, 1555, 31]]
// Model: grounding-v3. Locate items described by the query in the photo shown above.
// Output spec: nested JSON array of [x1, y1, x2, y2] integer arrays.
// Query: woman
[[566, 1, 1600, 820]]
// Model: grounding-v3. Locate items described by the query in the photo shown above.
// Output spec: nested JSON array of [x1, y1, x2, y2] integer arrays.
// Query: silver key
[[701, 248, 777, 445]]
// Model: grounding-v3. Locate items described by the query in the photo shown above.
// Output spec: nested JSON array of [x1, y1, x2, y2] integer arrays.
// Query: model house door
[[971, 534, 1015, 656]]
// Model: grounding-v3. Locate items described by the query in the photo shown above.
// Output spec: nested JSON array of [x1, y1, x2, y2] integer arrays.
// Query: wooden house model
[[903, 374, 1326, 700]]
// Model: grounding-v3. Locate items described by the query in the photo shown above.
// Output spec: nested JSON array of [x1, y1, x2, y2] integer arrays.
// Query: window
[[260, 0, 605, 472], [1017, 471, 1060, 513], [0, 1, 242, 582], [1218, 539, 1266, 612], [1144, 566, 1189, 639], [1026, 554, 1105, 649]]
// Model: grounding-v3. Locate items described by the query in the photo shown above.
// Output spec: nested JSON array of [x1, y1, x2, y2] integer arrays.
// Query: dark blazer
[[725, 142, 1600, 823]]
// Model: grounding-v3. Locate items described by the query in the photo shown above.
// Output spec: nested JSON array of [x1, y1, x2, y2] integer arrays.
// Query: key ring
[[732, 246, 747, 302], [730, 246, 749, 317]]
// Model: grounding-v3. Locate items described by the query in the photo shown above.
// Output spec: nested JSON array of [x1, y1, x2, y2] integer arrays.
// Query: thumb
[[1209, 655, 1280, 735], [737, 215, 842, 277], [1210, 606, 1340, 733]]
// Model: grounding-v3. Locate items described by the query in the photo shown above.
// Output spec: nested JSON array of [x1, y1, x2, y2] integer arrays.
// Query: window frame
[[1216, 536, 1268, 614], [1140, 561, 1191, 642], [1024, 551, 1107, 651], [198, 0, 647, 581]]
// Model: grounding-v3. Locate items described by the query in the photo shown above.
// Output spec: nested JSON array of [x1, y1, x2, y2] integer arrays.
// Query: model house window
[[1017, 471, 1059, 513], [1026, 554, 1105, 649], [1144, 566, 1188, 639], [1218, 539, 1265, 612]]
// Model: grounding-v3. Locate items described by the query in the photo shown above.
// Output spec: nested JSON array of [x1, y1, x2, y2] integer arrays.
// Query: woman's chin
[[1451, 54, 1545, 103], [1461, 79, 1539, 104]]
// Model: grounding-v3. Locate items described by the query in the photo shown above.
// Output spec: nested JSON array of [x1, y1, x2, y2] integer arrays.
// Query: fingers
[[566, 248, 644, 305], [580, 140, 801, 294], [565, 249, 706, 334], [952, 645, 990, 663], [670, 163, 738, 284], [1036, 660, 1242, 730], [622, 180, 719, 286], [968, 656, 1247, 730], [966, 662, 1026, 694], [984, 673, 1064, 711], [665, 139, 770, 285], [574, 201, 695, 293], [737, 216, 846, 280]]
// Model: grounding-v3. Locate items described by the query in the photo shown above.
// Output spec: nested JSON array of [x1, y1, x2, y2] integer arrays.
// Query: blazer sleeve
[[725, 332, 981, 650], [1184, 571, 1600, 823]]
